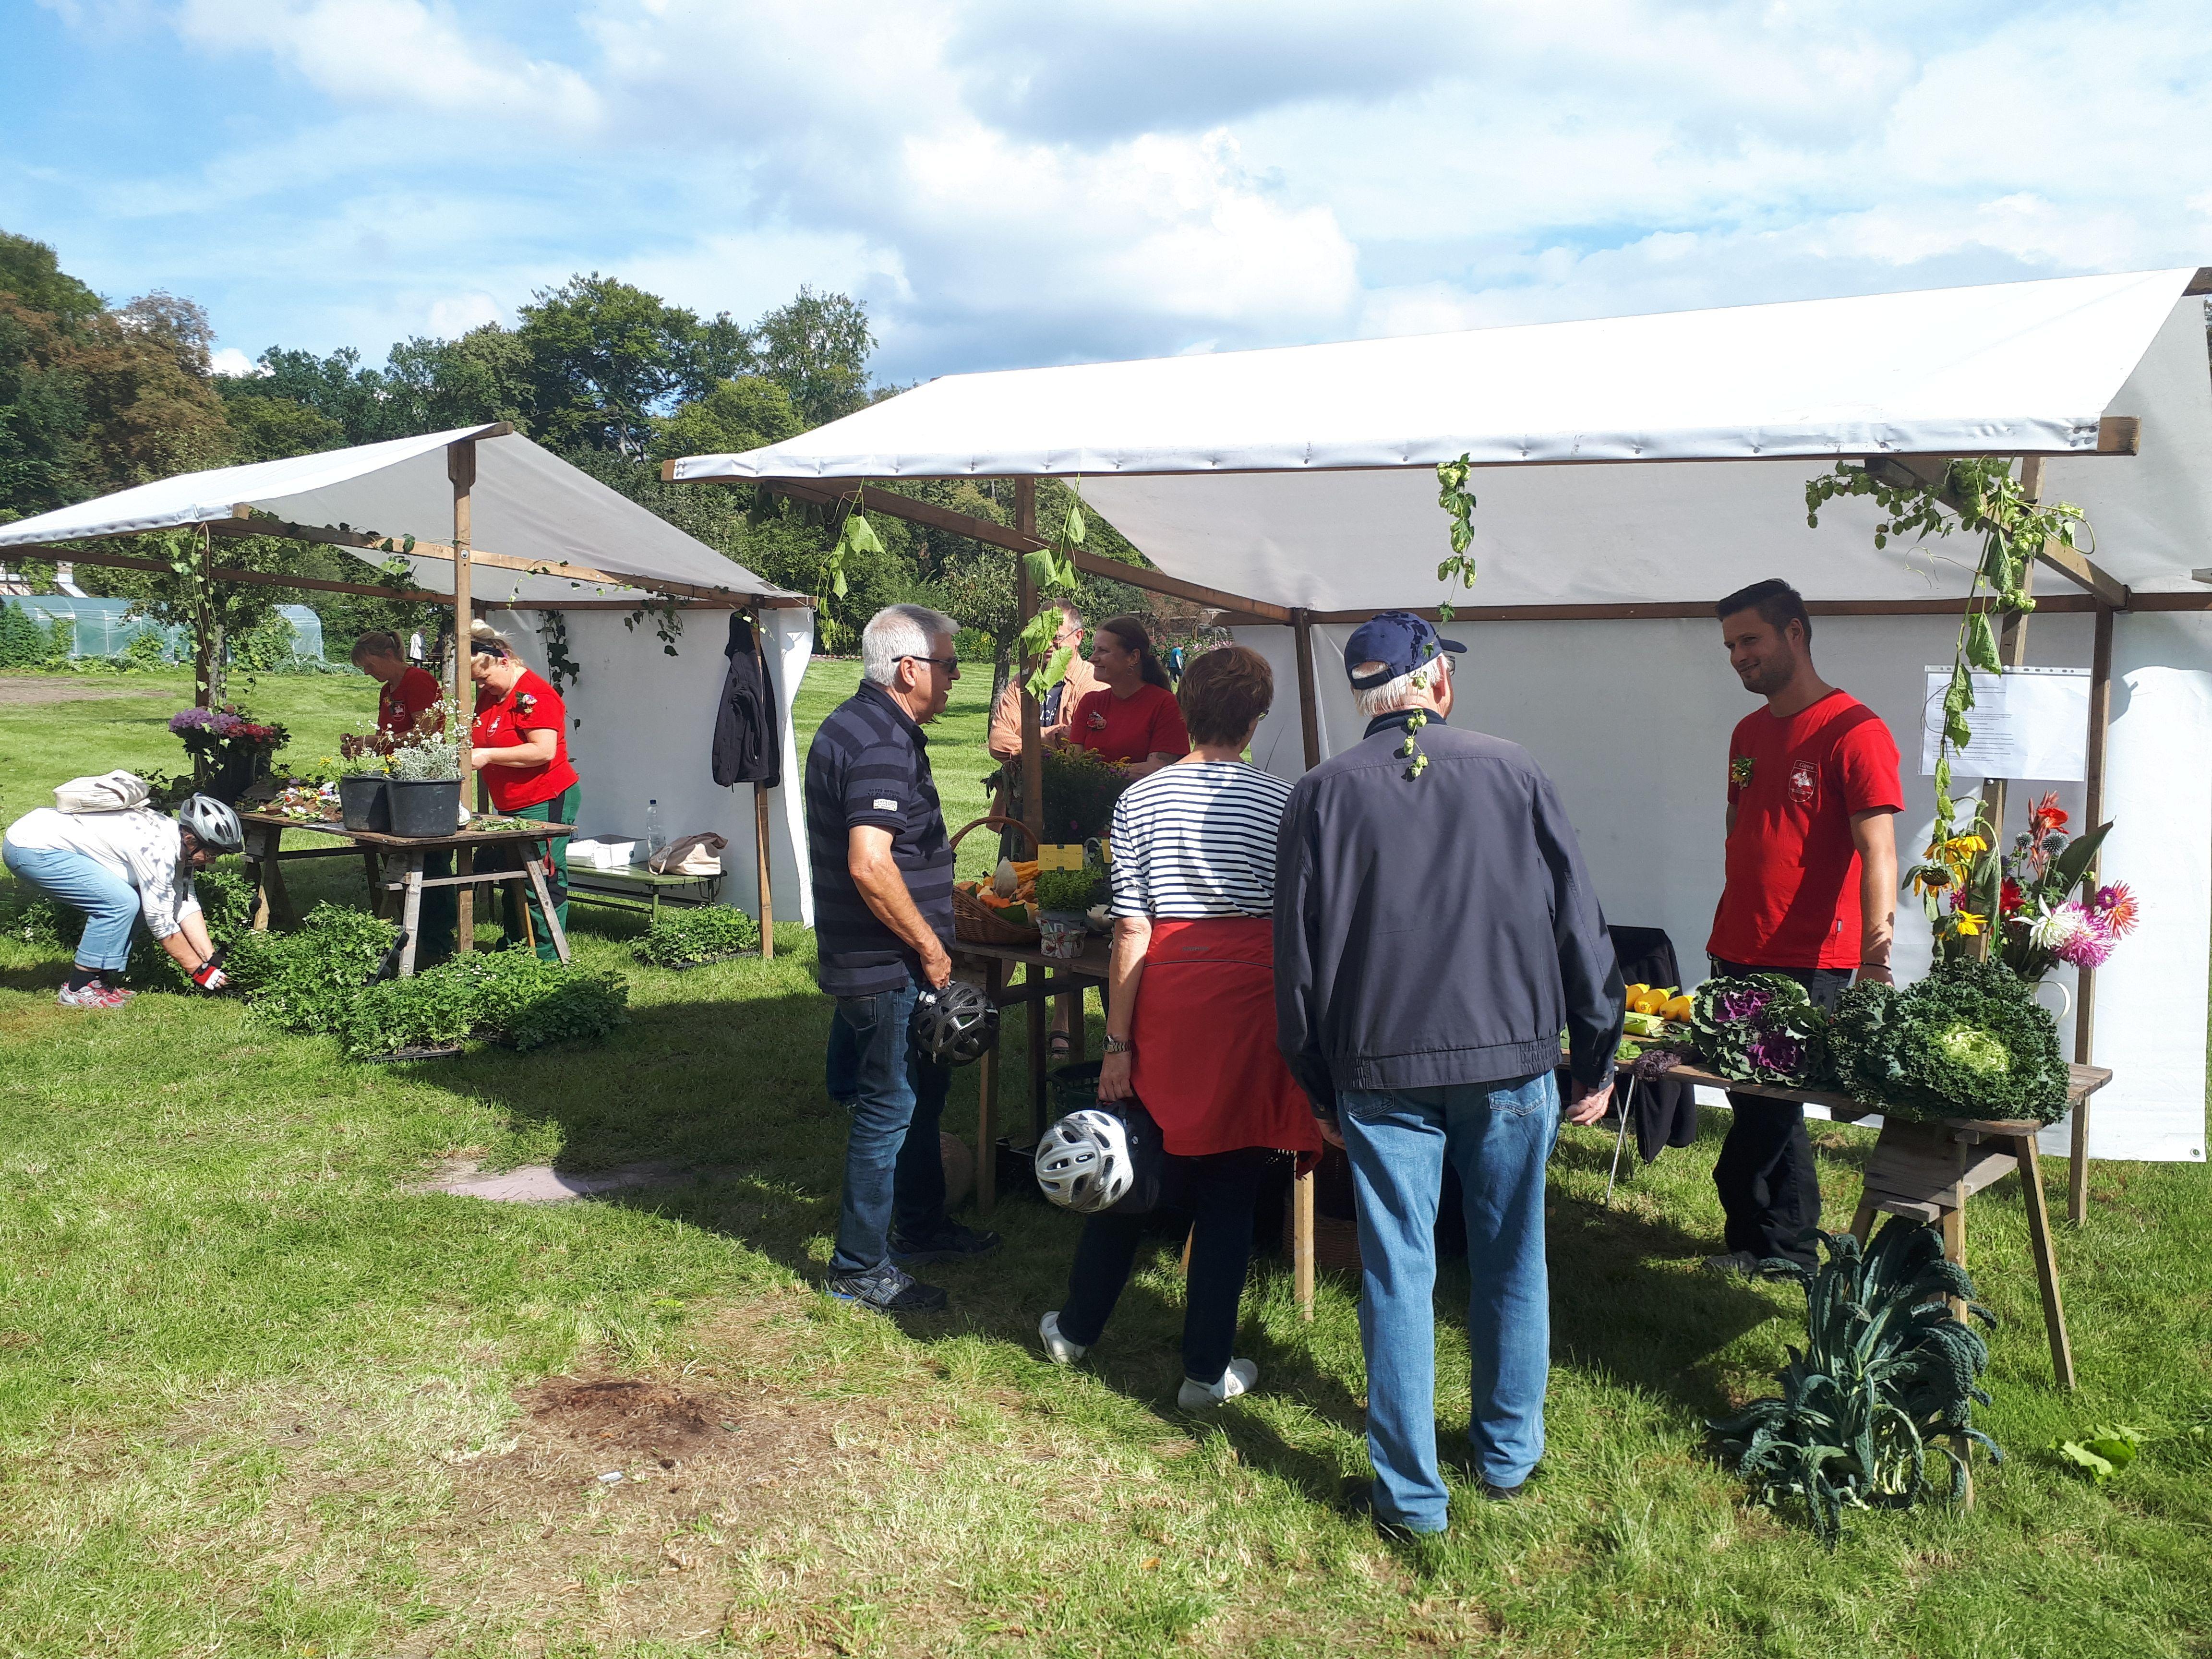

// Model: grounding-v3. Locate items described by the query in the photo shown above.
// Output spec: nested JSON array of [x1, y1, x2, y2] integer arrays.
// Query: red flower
[[2028, 791, 2068, 838], [2000, 878, 2024, 914]]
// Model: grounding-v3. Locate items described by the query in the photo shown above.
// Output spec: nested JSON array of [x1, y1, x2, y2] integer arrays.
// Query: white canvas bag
[[54, 770, 153, 813]]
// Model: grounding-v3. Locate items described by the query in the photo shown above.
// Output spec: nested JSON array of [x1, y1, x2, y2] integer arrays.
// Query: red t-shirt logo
[[1789, 759, 1819, 806]]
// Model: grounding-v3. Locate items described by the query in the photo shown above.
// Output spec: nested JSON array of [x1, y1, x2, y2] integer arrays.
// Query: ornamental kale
[[1711, 1219, 2001, 1547], [1830, 957, 2068, 1124], [1691, 972, 1832, 1087]]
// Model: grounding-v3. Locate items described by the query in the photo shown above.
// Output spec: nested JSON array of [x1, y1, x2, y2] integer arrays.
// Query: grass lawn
[[2, 665, 2209, 1657]]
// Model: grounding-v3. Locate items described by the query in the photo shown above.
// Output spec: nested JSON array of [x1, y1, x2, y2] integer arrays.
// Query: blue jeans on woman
[[3, 842, 140, 971], [1339, 1071, 1562, 1532], [828, 982, 952, 1276]]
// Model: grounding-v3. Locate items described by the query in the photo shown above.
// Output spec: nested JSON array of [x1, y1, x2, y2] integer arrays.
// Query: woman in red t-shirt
[[346, 630, 445, 750], [467, 621, 582, 960], [1058, 614, 1190, 781]]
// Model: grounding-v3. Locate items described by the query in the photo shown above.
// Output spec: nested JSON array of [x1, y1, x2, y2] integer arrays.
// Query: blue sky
[[5, 0, 2209, 385]]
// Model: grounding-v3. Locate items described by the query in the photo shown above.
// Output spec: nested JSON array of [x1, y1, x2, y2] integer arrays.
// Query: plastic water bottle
[[645, 798, 664, 862]]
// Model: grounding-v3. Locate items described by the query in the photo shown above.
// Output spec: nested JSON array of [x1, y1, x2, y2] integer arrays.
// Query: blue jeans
[[3, 841, 140, 971], [1340, 1071, 1562, 1531], [829, 983, 953, 1275], [825, 1004, 859, 1105]]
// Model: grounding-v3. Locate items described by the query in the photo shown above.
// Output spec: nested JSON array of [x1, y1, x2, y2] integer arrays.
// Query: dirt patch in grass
[[0, 678, 145, 706]]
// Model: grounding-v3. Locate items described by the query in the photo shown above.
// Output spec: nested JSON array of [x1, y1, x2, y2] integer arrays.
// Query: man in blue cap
[[1273, 610, 1623, 1537]]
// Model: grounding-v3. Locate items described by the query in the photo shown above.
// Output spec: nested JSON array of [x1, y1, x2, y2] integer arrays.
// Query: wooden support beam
[[21, 547, 454, 605], [2070, 601, 2116, 1226], [1015, 479, 1044, 840], [754, 477, 1296, 622], [449, 439, 477, 954], [1291, 609, 1322, 771], [2036, 539, 2129, 610], [1861, 456, 2131, 609], [209, 509, 776, 608]]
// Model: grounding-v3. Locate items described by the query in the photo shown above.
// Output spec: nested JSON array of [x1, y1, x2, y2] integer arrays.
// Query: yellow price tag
[[1036, 843, 1085, 871]]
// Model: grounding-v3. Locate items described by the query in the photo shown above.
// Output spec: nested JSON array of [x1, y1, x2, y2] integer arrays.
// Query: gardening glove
[[190, 959, 228, 991]]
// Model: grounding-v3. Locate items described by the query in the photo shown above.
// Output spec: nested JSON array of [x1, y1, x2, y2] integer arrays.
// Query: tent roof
[[673, 268, 2212, 609], [0, 425, 796, 606]]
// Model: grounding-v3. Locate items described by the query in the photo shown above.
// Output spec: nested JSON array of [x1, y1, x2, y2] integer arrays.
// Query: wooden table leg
[[361, 849, 382, 917], [249, 826, 276, 931], [2011, 1133, 2078, 1390], [260, 830, 295, 930], [456, 845, 474, 954], [1294, 1165, 1315, 1321], [1940, 1202, 1968, 1322], [1848, 1194, 1878, 1246], [397, 854, 424, 978], [1027, 963, 1049, 1144], [2068, 1101, 2092, 1227], [976, 958, 1002, 1213], [524, 854, 572, 963]]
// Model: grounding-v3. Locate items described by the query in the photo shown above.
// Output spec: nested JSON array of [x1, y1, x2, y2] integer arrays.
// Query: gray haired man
[[1274, 611, 1623, 1535], [806, 604, 999, 1312]]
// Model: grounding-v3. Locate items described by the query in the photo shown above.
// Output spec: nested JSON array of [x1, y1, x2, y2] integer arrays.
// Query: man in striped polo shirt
[[806, 604, 1000, 1312]]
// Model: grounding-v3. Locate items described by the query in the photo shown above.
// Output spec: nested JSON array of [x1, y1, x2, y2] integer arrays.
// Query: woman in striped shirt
[[1039, 645, 1322, 1407]]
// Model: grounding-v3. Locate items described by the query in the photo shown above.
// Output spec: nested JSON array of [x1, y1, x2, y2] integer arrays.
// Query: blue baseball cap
[[1343, 611, 1465, 690]]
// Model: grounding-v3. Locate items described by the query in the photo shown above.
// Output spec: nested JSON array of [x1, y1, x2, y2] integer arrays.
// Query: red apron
[[1129, 916, 1322, 1163]]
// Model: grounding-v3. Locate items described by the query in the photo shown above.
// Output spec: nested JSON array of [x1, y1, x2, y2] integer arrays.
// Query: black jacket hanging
[[711, 613, 781, 789], [1610, 924, 1700, 1163]]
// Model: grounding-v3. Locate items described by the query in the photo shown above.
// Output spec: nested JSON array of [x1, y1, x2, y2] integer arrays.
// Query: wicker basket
[[950, 815, 1042, 946]]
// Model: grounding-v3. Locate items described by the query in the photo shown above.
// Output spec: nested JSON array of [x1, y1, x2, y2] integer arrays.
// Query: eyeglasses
[[901, 655, 959, 672]]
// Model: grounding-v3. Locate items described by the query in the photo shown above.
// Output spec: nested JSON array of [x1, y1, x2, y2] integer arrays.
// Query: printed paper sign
[[1921, 665, 2090, 781]]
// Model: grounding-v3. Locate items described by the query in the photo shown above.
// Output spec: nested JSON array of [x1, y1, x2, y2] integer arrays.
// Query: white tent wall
[[481, 606, 816, 929], [1235, 608, 2206, 1163]]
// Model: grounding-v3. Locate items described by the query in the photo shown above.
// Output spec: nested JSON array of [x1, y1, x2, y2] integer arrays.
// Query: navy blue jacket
[[1273, 718, 1623, 1118]]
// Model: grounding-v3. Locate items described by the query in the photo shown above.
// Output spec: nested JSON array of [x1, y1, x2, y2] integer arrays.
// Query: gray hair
[[861, 604, 961, 686], [1352, 649, 1452, 719]]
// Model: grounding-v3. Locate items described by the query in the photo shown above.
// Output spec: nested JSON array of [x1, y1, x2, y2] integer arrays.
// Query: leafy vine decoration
[[1804, 458, 2092, 954], [538, 610, 582, 694], [1399, 455, 1483, 779], [1017, 483, 1088, 699]]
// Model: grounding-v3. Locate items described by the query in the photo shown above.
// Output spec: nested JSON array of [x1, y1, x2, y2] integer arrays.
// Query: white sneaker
[[1177, 1358, 1258, 1407], [1039, 1311, 1089, 1365]]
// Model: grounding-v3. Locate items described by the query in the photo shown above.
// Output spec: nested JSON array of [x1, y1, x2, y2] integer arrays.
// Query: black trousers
[[1708, 959, 1852, 1265], [1056, 1147, 1276, 1385]]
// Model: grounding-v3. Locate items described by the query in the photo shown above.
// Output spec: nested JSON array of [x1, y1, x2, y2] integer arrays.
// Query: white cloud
[[14, 0, 2212, 381], [208, 347, 264, 376]]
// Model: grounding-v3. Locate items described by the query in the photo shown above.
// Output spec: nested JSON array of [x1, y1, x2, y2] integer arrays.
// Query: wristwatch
[[1103, 1034, 1134, 1056]]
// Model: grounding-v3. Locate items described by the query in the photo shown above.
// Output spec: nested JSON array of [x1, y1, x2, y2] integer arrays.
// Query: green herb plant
[[633, 905, 760, 968], [337, 951, 628, 1059], [1805, 458, 2093, 953], [1711, 1219, 2001, 1547], [1037, 743, 1128, 841], [1032, 866, 1105, 915], [1016, 485, 1091, 699]]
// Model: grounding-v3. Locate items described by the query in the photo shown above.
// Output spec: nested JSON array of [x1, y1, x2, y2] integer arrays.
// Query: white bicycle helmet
[[176, 793, 244, 854], [1034, 1108, 1134, 1214]]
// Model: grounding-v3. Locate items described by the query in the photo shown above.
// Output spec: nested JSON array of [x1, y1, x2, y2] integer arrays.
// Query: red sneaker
[[57, 984, 131, 1010]]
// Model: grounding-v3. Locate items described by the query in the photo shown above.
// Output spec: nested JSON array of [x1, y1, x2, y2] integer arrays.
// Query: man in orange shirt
[[986, 602, 1096, 764]]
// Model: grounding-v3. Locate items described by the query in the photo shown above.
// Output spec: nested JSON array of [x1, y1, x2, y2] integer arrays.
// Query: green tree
[[0, 232, 102, 325], [515, 275, 747, 458], [752, 286, 875, 427], [649, 374, 804, 463]]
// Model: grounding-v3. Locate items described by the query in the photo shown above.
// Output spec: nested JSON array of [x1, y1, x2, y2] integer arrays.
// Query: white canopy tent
[[1, 425, 819, 933], [673, 267, 2212, 1166]]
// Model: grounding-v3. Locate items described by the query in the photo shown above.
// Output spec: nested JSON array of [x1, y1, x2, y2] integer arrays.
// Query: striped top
[[1108, 761, 1295, 920], [804, 681, 955, 996]]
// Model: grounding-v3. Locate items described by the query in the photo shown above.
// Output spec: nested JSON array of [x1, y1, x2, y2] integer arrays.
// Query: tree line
[[0, 230, 1168, 687]]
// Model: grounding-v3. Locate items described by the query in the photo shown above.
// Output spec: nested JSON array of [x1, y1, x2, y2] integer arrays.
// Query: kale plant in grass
[[234, 903, 398, 1034], [1691, 973, 1832, 1087], [1711, 1218, 2000, 1547], [1830, 957, 2068, 1124], [339, 951, 628, 1058], [633, 905, 759, 968]]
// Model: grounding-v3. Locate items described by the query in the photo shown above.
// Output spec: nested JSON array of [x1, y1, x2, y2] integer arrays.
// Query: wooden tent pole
[[2070, 601, 2116, 1224], [752, 612, 776, 960], [1015, 479, 1044, 840], [192, 526, 216, 714], [1290, 608, 1323, 1322], [449, 438, 477, 951]]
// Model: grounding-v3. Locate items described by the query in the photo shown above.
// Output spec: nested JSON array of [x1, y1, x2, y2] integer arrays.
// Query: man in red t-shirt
[[1704, 579, 1902, 1274]]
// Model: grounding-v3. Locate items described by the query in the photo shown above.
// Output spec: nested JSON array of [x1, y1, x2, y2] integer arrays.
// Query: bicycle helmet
[[1034, 1108, 1134, 1214], [176, 794, 244, 854], [911, 981, 999, 1066]]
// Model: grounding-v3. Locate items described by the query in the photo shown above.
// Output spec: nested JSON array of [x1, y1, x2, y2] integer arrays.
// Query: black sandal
[[1047, 1032, 1073, 1058]]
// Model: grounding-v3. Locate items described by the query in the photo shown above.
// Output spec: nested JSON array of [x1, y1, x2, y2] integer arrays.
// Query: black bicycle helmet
[[176, 793, 243, 854], [912, 981, 1000, 1066]]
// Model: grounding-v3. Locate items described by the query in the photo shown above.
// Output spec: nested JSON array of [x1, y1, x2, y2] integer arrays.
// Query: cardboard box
[[567, 837, 638, 870]]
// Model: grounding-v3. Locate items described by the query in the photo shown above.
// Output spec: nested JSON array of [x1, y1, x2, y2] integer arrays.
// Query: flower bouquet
[[1689, 973, 1833, 1088], [169, 704, 289, 805], [1994, 793, 2134, 979]]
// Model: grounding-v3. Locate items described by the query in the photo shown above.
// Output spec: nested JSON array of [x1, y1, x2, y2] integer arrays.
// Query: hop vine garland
[[1016, 484, 1089, 699], [1805, 458, 2092, 953]]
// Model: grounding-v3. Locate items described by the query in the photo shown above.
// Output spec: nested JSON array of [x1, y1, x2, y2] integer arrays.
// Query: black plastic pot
[[387, 778, 462, 838], [338, 773, 391, 832], [200, 747, 272, 808]]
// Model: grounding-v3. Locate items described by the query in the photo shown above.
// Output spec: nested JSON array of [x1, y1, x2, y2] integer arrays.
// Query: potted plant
[[1033, 866, 1103, 961], [168, 705, 288, 805], [385, 701, 465, 838], [334, 725, 393, 832]]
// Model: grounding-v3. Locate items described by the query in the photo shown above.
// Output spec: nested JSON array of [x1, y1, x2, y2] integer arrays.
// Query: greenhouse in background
[[0, 596, 326, 666]]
